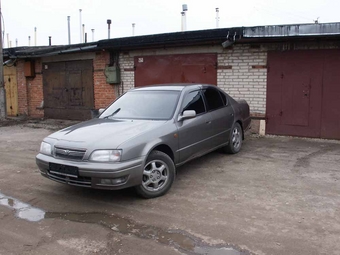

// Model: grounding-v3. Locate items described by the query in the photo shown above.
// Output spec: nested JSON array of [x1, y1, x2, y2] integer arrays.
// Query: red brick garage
[[266, 49, 340, 140]]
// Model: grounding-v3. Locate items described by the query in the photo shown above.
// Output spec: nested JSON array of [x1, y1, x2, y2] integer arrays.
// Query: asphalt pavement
[[0, 122, 339, 255]]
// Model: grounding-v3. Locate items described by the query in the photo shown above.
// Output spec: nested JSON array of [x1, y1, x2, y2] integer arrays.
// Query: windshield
[[100, 90, 180, 120]]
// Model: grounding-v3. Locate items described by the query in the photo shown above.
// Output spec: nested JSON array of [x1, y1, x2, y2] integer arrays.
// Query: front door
[[176, 90, 212, 163]]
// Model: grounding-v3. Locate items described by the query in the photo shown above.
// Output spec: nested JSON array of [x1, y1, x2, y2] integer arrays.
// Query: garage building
[[3, 22, 340, 139]]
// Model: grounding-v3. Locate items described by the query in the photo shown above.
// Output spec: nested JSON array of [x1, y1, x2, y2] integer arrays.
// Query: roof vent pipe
[[15, 38, 18, 47], [216, 8, 219, 28], [181, 4, 188, 31], [91, 29, 95, 42], [132, 23, 135, 36], [82, 24, 85, 43], [79, 9, 82, 43], [6, 33, 9, 48], [67, 16, 71, 45], [107, 19, 112, 39], [49, 36, 51, 46], [28, 36, 31, 46], [34, 27, 37, 46]]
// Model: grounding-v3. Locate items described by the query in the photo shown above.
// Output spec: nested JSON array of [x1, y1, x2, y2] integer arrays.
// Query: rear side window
[[203, 88, 224, 111], [182, 90, 206, 115], [219, 91, 228, 105]]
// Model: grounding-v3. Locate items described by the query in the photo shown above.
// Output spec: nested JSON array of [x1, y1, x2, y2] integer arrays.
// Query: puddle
[[0, 192, 251, 254], [0, 192, 45, 222], [45, 212, 251, 255]]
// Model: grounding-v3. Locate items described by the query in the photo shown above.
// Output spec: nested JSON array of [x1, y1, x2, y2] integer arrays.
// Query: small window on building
[[203, 88, 224, 111], [182, 90, 206, 115]]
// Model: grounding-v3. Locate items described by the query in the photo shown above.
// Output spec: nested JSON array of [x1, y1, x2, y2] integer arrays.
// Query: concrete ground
[[0, 121, 339, 255]]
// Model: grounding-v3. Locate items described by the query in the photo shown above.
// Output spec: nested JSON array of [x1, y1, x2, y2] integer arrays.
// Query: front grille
[[55, 147, 86, 160], [47, 172, 92, 187]]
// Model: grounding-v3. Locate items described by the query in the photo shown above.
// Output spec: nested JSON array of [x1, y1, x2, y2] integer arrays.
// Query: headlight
[[89, 150, 122, 162], [40, 142, 52, 155]]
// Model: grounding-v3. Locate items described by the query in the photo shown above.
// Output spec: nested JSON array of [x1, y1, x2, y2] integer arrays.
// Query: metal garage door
[[43, 60, 94, 120], [266, 50, 340, 139], [4, 66, 18, 116], [134, 54, 217, 86]]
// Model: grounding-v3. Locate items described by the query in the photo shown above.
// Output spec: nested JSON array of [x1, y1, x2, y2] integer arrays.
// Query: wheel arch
[[236, 120, 245, 140], [150, 144, 175, 163]]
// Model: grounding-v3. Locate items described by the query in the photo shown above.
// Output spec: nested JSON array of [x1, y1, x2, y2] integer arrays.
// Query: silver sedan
[[36, 84, 250, 198]]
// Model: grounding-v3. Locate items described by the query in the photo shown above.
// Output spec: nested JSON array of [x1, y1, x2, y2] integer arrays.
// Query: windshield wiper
[[103, 108, 121, 119]]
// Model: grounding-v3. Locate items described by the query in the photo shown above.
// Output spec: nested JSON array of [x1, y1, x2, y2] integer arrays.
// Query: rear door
[[202, 87, 234, 148]]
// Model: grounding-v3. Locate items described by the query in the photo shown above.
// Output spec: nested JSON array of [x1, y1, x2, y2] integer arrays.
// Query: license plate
[[49, 163, 79, 177]]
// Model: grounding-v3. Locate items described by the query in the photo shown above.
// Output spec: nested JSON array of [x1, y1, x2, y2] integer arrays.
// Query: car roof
[[131, 84, 216, 92]]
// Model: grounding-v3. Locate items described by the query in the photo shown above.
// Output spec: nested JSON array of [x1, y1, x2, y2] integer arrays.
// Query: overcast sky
[[2, 0, 340, 47]]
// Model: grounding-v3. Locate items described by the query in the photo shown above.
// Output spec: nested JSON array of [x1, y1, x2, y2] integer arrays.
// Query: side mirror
[[178, 110, 196, 121], [91, 108, 105, 119]]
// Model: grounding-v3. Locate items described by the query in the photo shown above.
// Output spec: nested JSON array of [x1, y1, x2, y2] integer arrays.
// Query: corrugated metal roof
[[244, 23, 340, 37]]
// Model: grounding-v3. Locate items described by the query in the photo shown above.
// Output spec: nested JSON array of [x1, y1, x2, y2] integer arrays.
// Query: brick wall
[[27, 59, 44, 118], [217, 44, 267, 115], [93, 51, 116, 108], [16, 61, 28, 116], [119, 53, 135, 94], [16, 60, 44, 118]]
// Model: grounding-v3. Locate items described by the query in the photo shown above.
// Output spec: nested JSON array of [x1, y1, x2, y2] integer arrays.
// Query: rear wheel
[[223, 122, 243, 154], [135, 151, 175, 199]]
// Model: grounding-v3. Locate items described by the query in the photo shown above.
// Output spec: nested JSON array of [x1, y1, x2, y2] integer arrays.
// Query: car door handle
[[206, 121, 212, 124]]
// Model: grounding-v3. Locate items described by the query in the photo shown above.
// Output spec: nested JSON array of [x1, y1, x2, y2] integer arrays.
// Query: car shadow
[[49, 144, 249, 205]]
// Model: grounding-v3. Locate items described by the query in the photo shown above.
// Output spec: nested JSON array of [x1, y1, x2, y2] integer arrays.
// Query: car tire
[[224, 122, 243, 154], [135, 150, 175, 199]]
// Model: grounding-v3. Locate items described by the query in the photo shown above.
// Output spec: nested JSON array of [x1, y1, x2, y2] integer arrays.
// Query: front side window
[[100, 90, 180, 120], [182, 90, 206, 115], [203, 88, 224, 111]]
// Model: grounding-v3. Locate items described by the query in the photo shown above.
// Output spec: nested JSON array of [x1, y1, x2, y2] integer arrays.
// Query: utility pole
[[0, 0, 6, 119]]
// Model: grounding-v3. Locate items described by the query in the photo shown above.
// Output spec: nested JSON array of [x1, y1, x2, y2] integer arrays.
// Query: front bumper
[[36, 153, 145, 190]]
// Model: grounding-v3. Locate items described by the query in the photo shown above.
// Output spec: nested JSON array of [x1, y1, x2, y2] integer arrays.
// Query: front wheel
[[223, 122, 243, 154], [135, 151, 175, 199]]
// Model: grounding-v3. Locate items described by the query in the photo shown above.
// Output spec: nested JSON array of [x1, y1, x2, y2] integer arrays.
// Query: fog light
[[100, 176, 127, 185]]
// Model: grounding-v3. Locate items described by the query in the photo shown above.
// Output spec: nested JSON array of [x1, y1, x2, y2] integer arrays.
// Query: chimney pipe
[[28, 36, 31, 46], [79, 9, 82, 43], [34, 27, 37, 46], [107, 19, 111, 39], [85, 32, 87, 43], [132, 23, 135, 36], [216, 8, 220, 28], [49, 36, 51, 46], [67, 16, 71, 44], [16, 38, 18, 47], [91, 29, 94, 42]]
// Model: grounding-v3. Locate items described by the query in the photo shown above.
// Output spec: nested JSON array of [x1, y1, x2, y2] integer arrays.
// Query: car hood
[[48, 118, 167, 149]]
